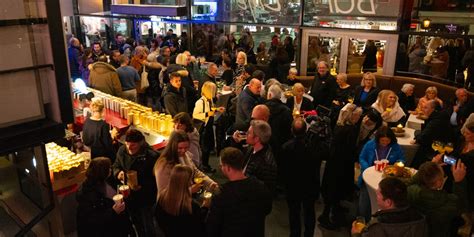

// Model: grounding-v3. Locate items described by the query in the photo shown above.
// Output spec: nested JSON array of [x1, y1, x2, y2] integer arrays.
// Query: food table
[[362, 166, 384, 214], [406, 114, 424, 131], [395, 127, 419, 166]]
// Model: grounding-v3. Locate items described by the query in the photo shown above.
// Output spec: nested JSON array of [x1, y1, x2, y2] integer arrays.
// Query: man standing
[[235, 78, 263, 130], [68, 37, 82, 79], [309, 61, 337, 108], [109, 50, 121, 69], [352, 177, 427, 237], [163, 72, 188, 116], [116, 55, 140, 102], [112, 129, 160, 237], [264, 84, 292, 157], [207, 147, 272, 237], [411, 100, 454, 168], [89, 56, 122, 96], [91, 42, 106, 62], [282, 118, 321, 237], [244, 120, 277, 194]]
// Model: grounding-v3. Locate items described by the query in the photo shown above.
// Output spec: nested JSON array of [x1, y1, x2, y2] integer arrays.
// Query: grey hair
[[336, 103, 361, 126], [401, 83, 415, 93], [267, 84, 282, 100], [250, 120, 272, 144]]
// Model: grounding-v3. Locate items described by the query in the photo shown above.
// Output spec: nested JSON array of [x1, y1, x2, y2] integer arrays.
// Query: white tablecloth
[[362, 166, 384, 214], [406, 114, 424, 131], [396, 127, 419, 166]]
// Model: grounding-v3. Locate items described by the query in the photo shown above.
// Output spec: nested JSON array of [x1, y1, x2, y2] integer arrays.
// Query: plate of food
[[383, 165, 416, 183], [391, 127, 405, 137]]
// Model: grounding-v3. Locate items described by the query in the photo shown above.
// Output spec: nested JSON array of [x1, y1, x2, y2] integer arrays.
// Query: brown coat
[[89, 62, 122, 96]]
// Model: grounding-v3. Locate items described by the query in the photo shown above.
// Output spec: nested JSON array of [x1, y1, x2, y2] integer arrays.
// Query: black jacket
[[243, 145, 278, 194], [112, 145, 160, 207], [82, 118, 115, 161], [163, 85, 188, 117], [265, 98, 293, 159], [309, 72, 337, 108], [206, 177, 272, 237], [76, 181, 133, 237], [356, 206, 428, 237], [281, 135, 321, 199], [285, 96, 314, 112], [155, 201, 206, 237], [397, 91, 416, 115], [413, 110, 454, 168], [235, 87, 263, 130], [354, 86, 380, 110]]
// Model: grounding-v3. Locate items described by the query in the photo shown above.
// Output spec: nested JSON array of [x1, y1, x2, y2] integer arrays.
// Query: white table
[[362, 166, 384, 214], [396, 127, 419, 166], [406, 114, 424, 131]]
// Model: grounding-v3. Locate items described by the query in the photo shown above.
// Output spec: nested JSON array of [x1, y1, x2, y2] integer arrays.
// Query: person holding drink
[[76, 157, 134, 237], [112, 129, 160, 237], [193, 81, 225, 173], [358, 126, 405, 221], [155, 164, 207, 237], [351, 177, 427, 237], [154, 130, 217, 193]]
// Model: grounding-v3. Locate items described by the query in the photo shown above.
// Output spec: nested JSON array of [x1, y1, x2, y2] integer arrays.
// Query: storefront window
[[192, 0, 302, 25], [347, 38, 386, 73], [306, 36, 341, 75]]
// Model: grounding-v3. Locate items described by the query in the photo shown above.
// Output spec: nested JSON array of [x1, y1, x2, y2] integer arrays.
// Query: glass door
[[300, 29, 398, 76]]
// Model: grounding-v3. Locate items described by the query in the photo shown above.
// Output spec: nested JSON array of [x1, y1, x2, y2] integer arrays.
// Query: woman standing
[[193, 82, 224, 173], [76, 157, 133, 237], [155, 165, 207, 237], [82, 98, 116, 161], [153, 130, 217, 192], [173, 112, 202, 168]]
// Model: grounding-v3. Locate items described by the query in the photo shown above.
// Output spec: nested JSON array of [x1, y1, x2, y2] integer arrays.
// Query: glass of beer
[[354, 216, 366, 232], [119, 185, 130, 198], [444, 142, 454, 154], [126, 170, 138, 190]]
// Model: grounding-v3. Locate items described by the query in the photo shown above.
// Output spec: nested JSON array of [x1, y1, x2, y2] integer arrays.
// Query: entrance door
[[300, 29, 398, 76]]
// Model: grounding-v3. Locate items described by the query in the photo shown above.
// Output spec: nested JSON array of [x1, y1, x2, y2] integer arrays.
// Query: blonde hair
[[90, 98, 104, 113], [336, 73, 348, 83], [361, 72, 377, 87], [425, 86, 438, 97], [236, 51, 247, 65], [175, 53, 188, 66], [377, 89, 398, 109], [201, 81, 217, 100], [157, 164, 193, 216], [292, 83, 305, 94]]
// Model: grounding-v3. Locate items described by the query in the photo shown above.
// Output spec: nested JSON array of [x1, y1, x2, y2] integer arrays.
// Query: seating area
[[295, 74, 473, 101]]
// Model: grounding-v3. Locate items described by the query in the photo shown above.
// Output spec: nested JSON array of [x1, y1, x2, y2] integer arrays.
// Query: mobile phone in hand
[[443, 155, 456, 166]]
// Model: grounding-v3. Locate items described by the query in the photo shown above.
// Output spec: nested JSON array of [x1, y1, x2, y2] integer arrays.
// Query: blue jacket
[[358, 139, 405, 186]]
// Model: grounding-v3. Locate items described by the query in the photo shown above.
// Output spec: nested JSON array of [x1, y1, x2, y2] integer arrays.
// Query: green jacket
[[407, 179, 467, 237]]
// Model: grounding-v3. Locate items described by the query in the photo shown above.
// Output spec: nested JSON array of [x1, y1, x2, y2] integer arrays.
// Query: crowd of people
[[71, 31, 474, 237]]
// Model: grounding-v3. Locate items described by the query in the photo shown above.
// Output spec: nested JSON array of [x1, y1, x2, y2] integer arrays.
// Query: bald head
[[292, 118, 307, 137], [251, 104, 270, 122], [249, 78, 262, 95]]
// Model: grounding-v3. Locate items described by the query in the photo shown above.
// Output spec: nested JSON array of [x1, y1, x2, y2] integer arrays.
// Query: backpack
[[305, 114, 332, 160]]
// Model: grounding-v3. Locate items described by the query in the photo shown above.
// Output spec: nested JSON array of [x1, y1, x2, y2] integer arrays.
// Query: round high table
[[362, 166, 383, 214]]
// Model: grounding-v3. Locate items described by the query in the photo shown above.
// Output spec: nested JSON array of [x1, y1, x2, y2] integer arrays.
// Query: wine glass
[[444, 142, 454, 154]]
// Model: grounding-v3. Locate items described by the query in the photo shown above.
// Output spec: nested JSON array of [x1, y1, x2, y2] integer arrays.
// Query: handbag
[[140, 65, 149, 90]]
